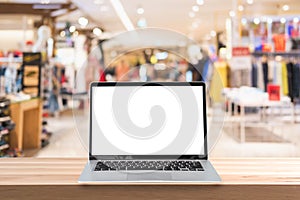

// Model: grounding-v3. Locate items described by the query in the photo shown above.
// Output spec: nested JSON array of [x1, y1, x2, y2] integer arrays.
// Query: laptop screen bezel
[[89, 82, 208, 160]]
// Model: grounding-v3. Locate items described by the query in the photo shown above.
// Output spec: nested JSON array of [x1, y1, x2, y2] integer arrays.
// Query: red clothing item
[[61, 75, 67, 83], [99, 68, 106, 82], [272, 34, 286, 52]]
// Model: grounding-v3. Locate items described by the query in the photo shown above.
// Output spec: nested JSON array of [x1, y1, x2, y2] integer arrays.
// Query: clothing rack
[[251, 52, 300, 123]]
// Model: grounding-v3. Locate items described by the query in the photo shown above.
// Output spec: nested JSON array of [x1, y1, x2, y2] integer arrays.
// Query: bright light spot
[[197, 0, 204, 5], [241, 18, 247, 25], [189, 11, 195, 18], [192, 5, 199, 12], [69, 25, 76, 33], [137, 7, 144, 15], [41, 0, 50, 4], [93, 27, 102, 36], [294, 17, 299, 23], [282, 5, 290, 11], [60, 30, 66, 37], [210, 30, 216, 37], [229, 10, 235, 17], [253, 18, 260, 25], [137, 18, 147, 28], [78, 17, 88, 27], [280, 18, 286, 24], [238, 5, 244, 11], [247, 0, 253, 5]]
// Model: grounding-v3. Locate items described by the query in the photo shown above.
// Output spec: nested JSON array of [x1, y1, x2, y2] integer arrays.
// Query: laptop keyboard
[[94, 160, 204, 171]]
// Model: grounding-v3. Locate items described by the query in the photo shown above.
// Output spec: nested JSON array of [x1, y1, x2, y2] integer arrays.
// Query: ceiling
[[72, 0, 300, 41], [1, 0, 300, 41]]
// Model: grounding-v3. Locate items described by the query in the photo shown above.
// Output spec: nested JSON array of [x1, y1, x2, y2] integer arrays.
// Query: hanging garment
[[251, 63, 258, 87], [230, 69, 251, 88], [292, 63, 300, 98], [262, 62, 269, 92], [286, 62, 294, 101], [281, 62, 289, 95], [274, 61, 283, 94], [268, 60, 274, 83], [210, 61, 228, 103], [257, 61, 264, 91]]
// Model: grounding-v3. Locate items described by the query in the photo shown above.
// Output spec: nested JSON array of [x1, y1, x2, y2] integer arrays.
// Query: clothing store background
[[0, 0, 300, 158]]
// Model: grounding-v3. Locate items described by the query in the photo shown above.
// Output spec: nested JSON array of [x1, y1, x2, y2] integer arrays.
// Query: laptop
[[79, 82, 221, 183]]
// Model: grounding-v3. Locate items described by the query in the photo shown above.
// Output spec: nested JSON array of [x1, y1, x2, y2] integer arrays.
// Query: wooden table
[[10, 98, 42, 150], [0, 158, 299, 199]]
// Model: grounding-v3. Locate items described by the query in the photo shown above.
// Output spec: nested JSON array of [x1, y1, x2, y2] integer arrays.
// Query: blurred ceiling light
[[189, 11, 195, 18], [60, 30, 65, 37], [210, 30, 216, 37], [282, 5, 290, 11], [93, 27, 103, 36], [192, 5, 199, 12], [137, 18, 147, 28], [241, 18, 247, 25], [41, 0, 50, 4], [78, 17, 89, 27], [110, 0, 135, 31], [156, 52, 168, 60], [247, 0, 253, 5], [253, 17, 260, 25], [69, 25, 76, 33], [280, 18, 286, 24], [196, 0, 204, 5], [294, 17, 299, 23], [137, 7, 144, 14], [229, 10, 235, 17], [238, 5, 244, 11]]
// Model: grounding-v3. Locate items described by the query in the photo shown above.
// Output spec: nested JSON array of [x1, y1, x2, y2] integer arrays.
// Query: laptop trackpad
[[127, 172, 172, 181]]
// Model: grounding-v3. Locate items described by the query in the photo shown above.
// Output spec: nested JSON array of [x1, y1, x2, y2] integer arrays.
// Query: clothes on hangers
[[262, 61, 269, 92], [292, 63, 300, 98], [257, 61, 265, 91], [251, 63, 258, 87], [281, 62, 289, 96]]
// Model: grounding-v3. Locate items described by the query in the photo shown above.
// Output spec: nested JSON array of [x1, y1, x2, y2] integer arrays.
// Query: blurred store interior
[[0, 0, 300, 158]]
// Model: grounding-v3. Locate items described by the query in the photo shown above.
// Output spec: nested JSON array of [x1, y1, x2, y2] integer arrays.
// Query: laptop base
[[78, 160, 221, 183]]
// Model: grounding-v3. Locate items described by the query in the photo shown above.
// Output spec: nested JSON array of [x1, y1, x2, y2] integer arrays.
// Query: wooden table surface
[[0, 158, 300, 200]]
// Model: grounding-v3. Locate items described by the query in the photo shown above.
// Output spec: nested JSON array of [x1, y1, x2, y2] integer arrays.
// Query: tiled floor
[[30, 107, 300, 158]]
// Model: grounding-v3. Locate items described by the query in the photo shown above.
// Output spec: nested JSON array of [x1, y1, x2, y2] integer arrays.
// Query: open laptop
[[79, 82, 221, 182]]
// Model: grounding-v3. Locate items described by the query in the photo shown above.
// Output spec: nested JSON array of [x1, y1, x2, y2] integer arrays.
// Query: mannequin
[[32, 25, 51, 52]]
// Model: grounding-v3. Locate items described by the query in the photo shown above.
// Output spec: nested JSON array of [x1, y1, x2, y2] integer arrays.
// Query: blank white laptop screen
[[91, 85, 205, 155]]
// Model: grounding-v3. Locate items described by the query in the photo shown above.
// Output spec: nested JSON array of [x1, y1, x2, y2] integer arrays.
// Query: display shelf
[[9, 98, 42, 150], [0, 57, 22, 63], [0, 143, 9, 150], [0, 129, 9, 136], [251, 51, 300, 57]]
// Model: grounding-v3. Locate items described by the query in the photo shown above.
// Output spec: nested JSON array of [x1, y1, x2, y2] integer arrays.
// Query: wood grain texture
[[0, 158, 299, 199], [9, 99, 42, 150]]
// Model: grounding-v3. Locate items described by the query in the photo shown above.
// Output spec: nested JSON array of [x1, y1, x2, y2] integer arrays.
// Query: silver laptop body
[[79, 82, 221, 183]]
